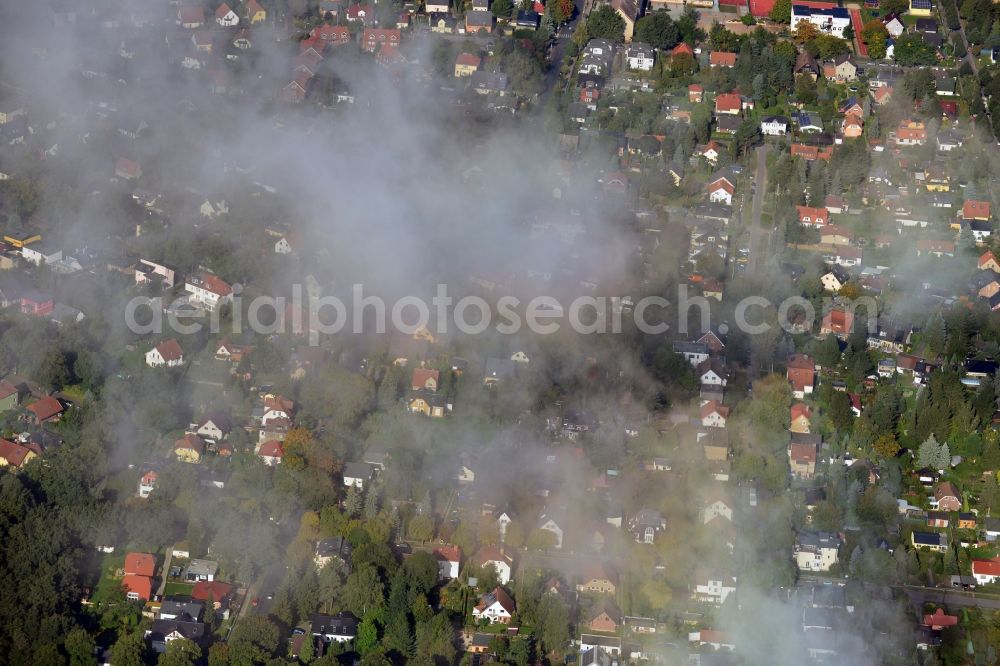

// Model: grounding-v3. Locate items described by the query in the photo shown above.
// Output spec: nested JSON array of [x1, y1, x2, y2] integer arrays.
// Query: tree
[[917, 434, 950, 470], [283, 427, 313, 471], [893, 33, 938, 66], [345, 486, 364, 518], [345, 564, 385, 616], [157, 639, 201, 666], [842, 22, 854, 40], [38, 349, 70, 391], [65, 628, 97, 666], [549, 0, 574, 24], [110, 631, 146, 666], [356, 616, 379, 655], [734, 120, 760, 157], [299, 635, 316, 663], [873, 433, 901, 459], [493, 0, 513, 18], [815, 334, 841, 368], [538, 595, 570, 657], [769, 0, 791, 22], [634, 11, 680, 50], [795, 74, 818, 105], [586, 5, 626, 42], [793, 21, 820, 45], [408, 513, 435, 542]]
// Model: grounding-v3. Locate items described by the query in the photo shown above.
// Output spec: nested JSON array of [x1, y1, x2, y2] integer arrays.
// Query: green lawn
[[163, 581, 195, 596], [89, 552, 126, 605]]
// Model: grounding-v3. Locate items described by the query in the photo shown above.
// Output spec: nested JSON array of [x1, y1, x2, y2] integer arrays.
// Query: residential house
[[790, 403, 812, 434], [184, 559, 218, 582], [689, 84, 704, 103], [174, 434, 204, 464], [789, 432, 820, 479], [797, 205, 829, 226], [611, 0, 640, 40], [135, 259, 176, 288], [247, 0, 267, 23], [673, 340, 709, 366], [145, 618, 206, 653], [709, 51, 737, 68], [310, 613, 358, 643], [894, 120, 927, 146], [820, 266, 850, 292], [577, 563, 617, 595], [972, 558, 1000, 585], [343, 462, 376, 489], [963, 200, 991, 221], [791, 4, 850, 37], [123, 551, 156, 601], [715, 93, 742, 115], [787, 353, 815, 397], [912, 531, 948, 552], [115, 158, 142, 180], [465, 10, 494, 33], [185, 272, 232, 311], [693, 570, 737, 604], [315, 536, 352, 570], [0, 438, 37, 470], [146, 339, 184, 368], [883, 13, 905, 36], [433, 545, 461, 580], [27, 395, 63, 424], [696, 358, 728, 386], [934, 482, 961, 511], [820, 308, 854, 338], [362, 28, 400, 52], [700, 400, 730, 429], [794, 531, 841, 571], [915, 239, 955, 258], [626, 42, 655, 70], [761, 115, 789, 136], [980, 251, 1000, 272], [794, 51, 820, 79], [177, 6, 206, 28], [830, 54, 857, 81], [257, 439, 284, 466], [927, 511, 950, 528], [475, 546, 514, 584], [629, 509, 666, 544], [707, 177, 734, 205], [138, 469, 158, 498], [454, 52, 481, 77], [820, 225, 854, 246], [472, 587, 515, 624], [587, 598, 623, 633]]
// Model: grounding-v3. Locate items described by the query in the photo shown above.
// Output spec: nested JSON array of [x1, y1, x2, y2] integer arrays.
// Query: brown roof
[[28, 396, 63, 422], [156, 339, 184, 362], [124, 552, 156, 577], [476, 586, 516, 615], [175, 433, 205, 455], [0, 438, 32, 467], [456, 52, 481, 68], [709, 51, 737, 67], [700, 400, 730, 420], [935, 481, 960, 501], [789, 441, 817, 464]]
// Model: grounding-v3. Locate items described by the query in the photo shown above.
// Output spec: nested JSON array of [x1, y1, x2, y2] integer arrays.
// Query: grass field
[[89, 552, 126, 605], [163, 581, 196, 596]]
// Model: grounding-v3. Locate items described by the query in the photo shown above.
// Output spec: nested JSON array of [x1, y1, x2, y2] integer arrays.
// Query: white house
[[135, 259, 176, 288], [496, 510, 514, 540], [185, 271, 233, 311], [21, 244, 63, 266], [433, 545, 461, 580], [145, 339, 184, 368], [792, 4, 851, 37], [973, 559, 1000, 585], [760, 115, 789, 136], [673, 341, 709, 367], [700, 401, 729, 429], [310, 613, 358, 644], [708, 180, 734, 206], [538, 513, 564, 549], [275, 235, 296, 254], [626, 42, 655, 71], [257, 439, 284, 466], [476, 547, 514, 584], [472, 587, 516, 624], [693, 572, 737, 605], [216, 3, 240, 26], [343, 462, 376, 489], [794, 531, 840, 572], [701, 497, 733, 524]]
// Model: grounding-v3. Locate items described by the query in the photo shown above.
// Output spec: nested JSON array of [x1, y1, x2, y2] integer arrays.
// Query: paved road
[[745, 144, 769, 276], [899, 585, 1000, 612]]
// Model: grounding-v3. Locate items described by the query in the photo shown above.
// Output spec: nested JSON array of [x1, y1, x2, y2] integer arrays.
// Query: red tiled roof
[[156, 339, 184, 362], [125, 552, 156, 577], [790, 441, 817, 463], [122, 574, 152, 600], [28, 396, 63, 422], [709, 51, 737, 67], [259, 439, 285, 458], [216, 3, 235, 19], [189, 272, 232, 297], [671, 43, 693, 57], [973, 559, 1000, 577], [0, 380, 18, 400], [0, 438, 32, 467], [822, 309, 854, 333], [964, 200, 991, 220], [715, 93, 741, 113], [412, 368, 440, 390], [175, 433, 205, 455], [192, 580, 234, 602], [456, 52, 481, 68], [922, 608, 959, 629], [700, 400, 730, 420], [434, 544, 461, 563], [791, 403, 812, 421]]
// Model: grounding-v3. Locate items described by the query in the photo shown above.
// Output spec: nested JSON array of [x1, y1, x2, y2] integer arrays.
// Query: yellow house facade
[[908, 0, 933, 16], [248, 0, 267, 23]]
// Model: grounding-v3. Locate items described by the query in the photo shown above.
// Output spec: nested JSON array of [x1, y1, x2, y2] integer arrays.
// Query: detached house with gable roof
[[185, 272, 232, 311], [146, 339, 185, 368], [473, 587, 516, 624]]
